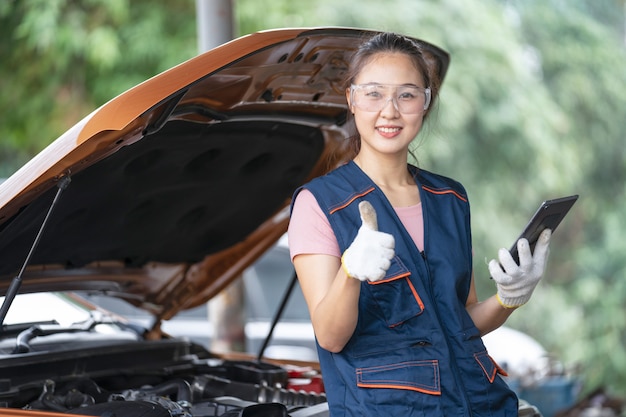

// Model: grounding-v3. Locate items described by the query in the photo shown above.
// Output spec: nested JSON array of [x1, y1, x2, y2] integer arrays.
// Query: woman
[[288, 32, 551, 416]]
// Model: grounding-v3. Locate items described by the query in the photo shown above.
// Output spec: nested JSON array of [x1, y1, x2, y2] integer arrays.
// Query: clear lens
[[350, 84, 431, 113]]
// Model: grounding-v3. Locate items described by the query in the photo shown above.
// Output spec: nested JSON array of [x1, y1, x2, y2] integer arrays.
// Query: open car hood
[[0, 27, 449, 322]]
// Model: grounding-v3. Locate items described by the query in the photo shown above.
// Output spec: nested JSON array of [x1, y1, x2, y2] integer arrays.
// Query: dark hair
[[344, 32, 441, 157]]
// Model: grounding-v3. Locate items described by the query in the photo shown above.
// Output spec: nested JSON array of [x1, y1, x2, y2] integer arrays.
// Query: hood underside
[[0, 27, 449, 319]]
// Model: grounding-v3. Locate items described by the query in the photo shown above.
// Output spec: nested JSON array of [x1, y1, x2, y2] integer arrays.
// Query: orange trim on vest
[[329, 187, 376, 214], [422, 185, 467, 202], [367, 271, 411, 285], [356, 383, 442, 396], [405, 276, 426, 311]]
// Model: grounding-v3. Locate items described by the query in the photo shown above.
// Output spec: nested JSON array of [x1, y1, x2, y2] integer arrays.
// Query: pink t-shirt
[[288, 189, 424, 261]]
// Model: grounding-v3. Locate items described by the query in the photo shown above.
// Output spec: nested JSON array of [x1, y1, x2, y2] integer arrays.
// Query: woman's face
[[347, 52, 427, 159]]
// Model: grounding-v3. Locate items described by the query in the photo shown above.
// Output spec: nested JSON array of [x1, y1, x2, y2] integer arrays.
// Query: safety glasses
[[350, 83, 431, 114]]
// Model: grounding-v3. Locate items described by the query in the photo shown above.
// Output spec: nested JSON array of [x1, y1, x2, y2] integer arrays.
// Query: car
[[0, 26, 542, 417], [0, 27, 450, 417]]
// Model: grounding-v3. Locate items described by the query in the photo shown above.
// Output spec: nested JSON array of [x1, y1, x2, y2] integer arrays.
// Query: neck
[[353, 154, 413, 188]]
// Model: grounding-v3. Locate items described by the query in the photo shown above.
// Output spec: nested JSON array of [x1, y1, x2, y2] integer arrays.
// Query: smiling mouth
[[377, 127, 402, 133]]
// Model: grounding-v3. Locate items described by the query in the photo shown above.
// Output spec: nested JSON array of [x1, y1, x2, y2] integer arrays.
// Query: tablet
[[509, 195, 579, 264]]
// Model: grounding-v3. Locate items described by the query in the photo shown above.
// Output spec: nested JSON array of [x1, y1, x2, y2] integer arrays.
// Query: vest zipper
[[420, 250, 474, 416]]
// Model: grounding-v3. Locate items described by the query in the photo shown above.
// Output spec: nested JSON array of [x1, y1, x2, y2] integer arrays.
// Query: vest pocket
[[365, 256, 424, 327], [356, 360, 441, 395], [474, 350, 509, 383]]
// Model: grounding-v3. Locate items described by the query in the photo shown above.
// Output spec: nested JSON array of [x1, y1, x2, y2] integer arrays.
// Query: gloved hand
[[488, 228, 552, 308], [341, 201, 395, 282]]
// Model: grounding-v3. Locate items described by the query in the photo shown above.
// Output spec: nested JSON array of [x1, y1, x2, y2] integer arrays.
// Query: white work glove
[[488, 228, 552, 309], [341, 201, 395, 282]]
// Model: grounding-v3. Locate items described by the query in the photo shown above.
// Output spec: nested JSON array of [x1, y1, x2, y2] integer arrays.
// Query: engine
[[0, 339, 327, 417]]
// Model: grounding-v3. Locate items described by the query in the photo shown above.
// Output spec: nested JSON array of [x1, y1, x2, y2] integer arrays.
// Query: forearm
[[465, 272, 517, 336], [310, 267, 361, 352], [294, 254, 361, 353], [466, 294, 516, 336]]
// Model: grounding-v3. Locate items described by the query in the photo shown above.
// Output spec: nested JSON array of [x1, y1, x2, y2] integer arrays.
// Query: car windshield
[[0, 292, 91, 327]]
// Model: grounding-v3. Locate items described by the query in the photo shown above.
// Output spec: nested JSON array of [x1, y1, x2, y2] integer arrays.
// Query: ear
[[345, 88, 354, 113]]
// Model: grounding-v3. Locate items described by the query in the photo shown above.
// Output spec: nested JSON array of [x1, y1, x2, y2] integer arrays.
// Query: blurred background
[[1, 0, 625, 403]]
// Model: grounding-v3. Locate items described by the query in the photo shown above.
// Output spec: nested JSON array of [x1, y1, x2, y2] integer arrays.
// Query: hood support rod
[[256, 270, 298, 362], [0, 175, 71, 328]]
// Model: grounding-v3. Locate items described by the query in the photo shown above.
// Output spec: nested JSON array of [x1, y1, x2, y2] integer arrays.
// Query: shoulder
[[299, 162, 374, 214], [292, 188, 319, 212], [288, 189, 340, 260], [306, 163, 355, 190], [412, 166, 468, 203]]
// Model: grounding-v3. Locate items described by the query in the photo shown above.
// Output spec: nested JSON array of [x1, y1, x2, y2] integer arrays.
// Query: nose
[[380, 96, 400, 116]]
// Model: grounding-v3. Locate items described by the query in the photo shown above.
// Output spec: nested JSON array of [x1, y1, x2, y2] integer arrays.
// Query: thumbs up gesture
[[341, 201, 395, 282]]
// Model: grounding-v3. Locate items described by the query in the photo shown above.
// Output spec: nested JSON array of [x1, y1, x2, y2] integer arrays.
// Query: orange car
[[0, 25, 547, 417], [0, 25, 546, 417], [0, 28, 552, 417], [0, 27, 451, 417]]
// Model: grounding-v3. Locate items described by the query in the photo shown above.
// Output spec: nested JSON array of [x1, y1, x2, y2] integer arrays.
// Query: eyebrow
[[357, 83, 421, 88]]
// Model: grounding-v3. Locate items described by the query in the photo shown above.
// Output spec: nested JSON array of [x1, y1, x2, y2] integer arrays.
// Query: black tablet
[[509, 195, 579, 264]]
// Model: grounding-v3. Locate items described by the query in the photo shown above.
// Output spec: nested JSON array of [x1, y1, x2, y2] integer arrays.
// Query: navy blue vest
[[294, 161, 517, 416]]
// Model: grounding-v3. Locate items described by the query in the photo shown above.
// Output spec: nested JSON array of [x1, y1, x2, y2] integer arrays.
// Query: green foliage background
[[2, 0, 626, 396]]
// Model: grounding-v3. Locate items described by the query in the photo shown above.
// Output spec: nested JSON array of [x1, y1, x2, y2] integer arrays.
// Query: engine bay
[[0, 336, 327, 417]]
